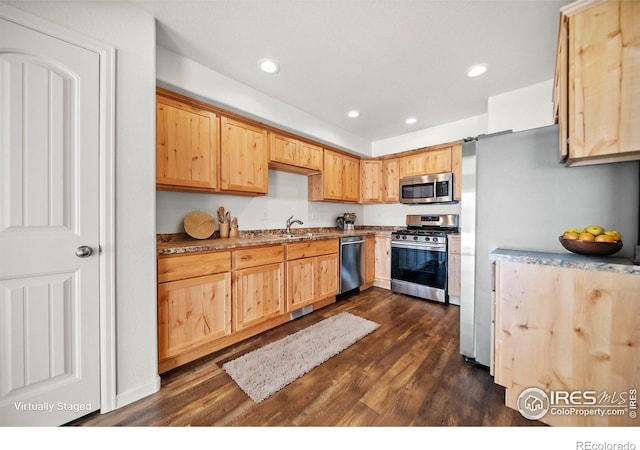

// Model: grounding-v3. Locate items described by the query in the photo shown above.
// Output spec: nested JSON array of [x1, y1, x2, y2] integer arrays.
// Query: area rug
[[222, 311, 380, 402]]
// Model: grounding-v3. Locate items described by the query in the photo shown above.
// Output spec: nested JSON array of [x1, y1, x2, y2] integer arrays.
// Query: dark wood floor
[[68, 287, 543, 427]]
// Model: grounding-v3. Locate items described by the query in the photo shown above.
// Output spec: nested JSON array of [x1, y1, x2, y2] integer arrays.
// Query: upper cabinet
[[309, 149, 360, 203], [156, 91, 219, 192], [553, 0, 640, 166], [360, 159, 384, 203], [269, 132, 323, 174], [220, 116, 269, 195], [399, 146, 452, 178], [381, 158, 400, 203]]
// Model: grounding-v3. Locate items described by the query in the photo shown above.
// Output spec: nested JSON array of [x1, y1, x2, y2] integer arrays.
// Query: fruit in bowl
[[560, 225, 623, 256]]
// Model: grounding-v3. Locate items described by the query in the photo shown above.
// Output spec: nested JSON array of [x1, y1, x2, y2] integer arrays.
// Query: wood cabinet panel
[[157, 272, 231, 360], [382, 158, 400, 202], [309, 149, 360, 202], [451, 144, 462, 201], [360, 159, 383, 203], [286, 240, 339, 311], [220, 116, 268, 194], [269, 132, 322, 174], [316, 253, 339, 300], [286, 239, 338, 260], [555, 0, 640, 166], [399, 147, 452, 178], [493, 260, 640, 426], [364, 235, 375, 285], [374, 233, 391, 289], [234, 262, 285, 331], [158, 251, 231, 283], [447, 236, 460, 298], [286, 258, 316, 311], [156, 94, 219, 190], [233, 245, 285, 269]]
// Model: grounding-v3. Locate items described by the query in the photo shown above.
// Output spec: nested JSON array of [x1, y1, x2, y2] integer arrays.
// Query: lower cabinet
[[286, 239, 339, 311], [374, 233, 391, 290], [493, 259, 640, 426], [157, 241, 341, 373], [157, 251, 232, 373], [233, 245, 286, 331], [447, 235, 461, 303]]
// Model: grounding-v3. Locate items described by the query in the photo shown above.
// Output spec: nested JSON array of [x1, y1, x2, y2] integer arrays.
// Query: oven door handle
[[391, 241, 446, 252]]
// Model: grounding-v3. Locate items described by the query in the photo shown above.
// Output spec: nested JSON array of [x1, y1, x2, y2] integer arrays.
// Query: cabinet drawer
[[448, 237, 461, 255], [287, 239, 339, 260], [234, 245, 284, 269], [158, 251, 231, 283]]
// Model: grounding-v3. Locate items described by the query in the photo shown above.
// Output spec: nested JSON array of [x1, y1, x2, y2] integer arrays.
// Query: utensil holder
[[229, 226, 238, 238], [219, 222, 230, 238]]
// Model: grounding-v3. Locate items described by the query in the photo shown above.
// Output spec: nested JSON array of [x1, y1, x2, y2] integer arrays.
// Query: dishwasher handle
[[340, 239, 364, 246]]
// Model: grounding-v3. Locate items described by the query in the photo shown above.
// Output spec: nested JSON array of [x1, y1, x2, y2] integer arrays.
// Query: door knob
[[75, 246, 93, 258]]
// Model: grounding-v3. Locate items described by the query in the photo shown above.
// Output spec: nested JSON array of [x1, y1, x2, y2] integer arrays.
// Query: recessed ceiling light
[[466, 64, 488, 78], [258, 58, 279, 74], [405, 117, 417, 125], [347, 110, 360, 118]]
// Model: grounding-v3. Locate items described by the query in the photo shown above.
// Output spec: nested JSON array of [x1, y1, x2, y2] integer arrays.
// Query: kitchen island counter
[[489, 248, 640, 275]]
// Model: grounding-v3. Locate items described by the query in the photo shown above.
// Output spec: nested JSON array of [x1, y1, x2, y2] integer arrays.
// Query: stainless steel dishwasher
[[339, 235, 365, 294]]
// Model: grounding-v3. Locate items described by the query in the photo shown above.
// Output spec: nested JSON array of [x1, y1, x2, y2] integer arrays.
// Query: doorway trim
[[0, 3, 117, 413]]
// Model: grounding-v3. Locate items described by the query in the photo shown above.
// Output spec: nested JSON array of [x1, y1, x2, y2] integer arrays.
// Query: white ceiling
[[135, 0, 570, 142]]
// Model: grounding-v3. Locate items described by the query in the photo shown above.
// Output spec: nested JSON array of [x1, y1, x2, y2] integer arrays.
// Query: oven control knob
[[402, 235, 407, 240], [424, 237, 430, 242], [413, 236, 418, 241], [432, 237, 438, 243]]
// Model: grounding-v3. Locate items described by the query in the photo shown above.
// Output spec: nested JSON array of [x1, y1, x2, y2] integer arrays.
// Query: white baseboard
[[112, 375, 161, 411]]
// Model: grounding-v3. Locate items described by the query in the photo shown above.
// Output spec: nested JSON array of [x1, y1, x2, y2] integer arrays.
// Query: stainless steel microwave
[[399, 172, 455, 204]]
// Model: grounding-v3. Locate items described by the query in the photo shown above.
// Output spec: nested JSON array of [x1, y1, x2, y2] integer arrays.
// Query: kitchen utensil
[[558, 236, 623, 256], [217, 207, 227, 223], [184, 211, 215, 239]]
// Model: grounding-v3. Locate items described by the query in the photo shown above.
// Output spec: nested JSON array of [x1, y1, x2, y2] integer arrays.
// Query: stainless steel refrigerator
[[459, 124, 639, 367]]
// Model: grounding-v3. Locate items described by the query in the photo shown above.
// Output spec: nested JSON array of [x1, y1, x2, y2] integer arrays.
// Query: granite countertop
[[157, 226, 398, 256], [490, 248, 640, 275]]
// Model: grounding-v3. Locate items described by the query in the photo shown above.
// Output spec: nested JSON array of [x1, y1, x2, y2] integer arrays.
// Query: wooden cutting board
[[183, 211, 215, 239]]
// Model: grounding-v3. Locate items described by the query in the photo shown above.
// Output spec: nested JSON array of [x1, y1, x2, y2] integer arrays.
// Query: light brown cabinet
[[286, 239, 339, 311], [399, 146, 452, 178], [156, 92, 219, 192], [553, 0, 640, 166], [363, 235, 376, 287], [220, 116, 269, 195], [269, 132, 323, 174], [157, 251, 232, 372], [360, 159, 384, 203], [493, 257, 640, 426], [374, 233, 392, 290], [382, 158, 400, 202], [309, 149, 360, 202], [447, 235, 460, 300], [233, 245, 285, 331]]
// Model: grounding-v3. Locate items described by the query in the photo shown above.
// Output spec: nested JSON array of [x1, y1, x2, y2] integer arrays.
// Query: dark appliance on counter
[[337, 212, 357, 231], [399, 172, 455, 204], [391, 214, 459, 304]]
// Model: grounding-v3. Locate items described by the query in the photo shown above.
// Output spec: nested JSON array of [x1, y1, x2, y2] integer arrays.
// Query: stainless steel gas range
[[391, 214, 459, 304]]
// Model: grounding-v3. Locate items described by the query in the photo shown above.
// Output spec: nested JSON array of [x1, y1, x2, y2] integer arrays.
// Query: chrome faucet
[[285, 215, 304, 235]]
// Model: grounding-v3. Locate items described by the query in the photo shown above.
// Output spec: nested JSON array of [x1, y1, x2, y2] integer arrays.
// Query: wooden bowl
[[558, 236, 623, 256]]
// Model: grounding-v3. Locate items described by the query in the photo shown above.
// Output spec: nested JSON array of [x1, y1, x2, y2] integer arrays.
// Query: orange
[[578, 232, 595, 241], [595, 234, 615, 243], [563, 231, 580, 240]]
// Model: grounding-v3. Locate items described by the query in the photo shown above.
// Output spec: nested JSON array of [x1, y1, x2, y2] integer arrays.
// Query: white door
[[0, 16, 101, 426]]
